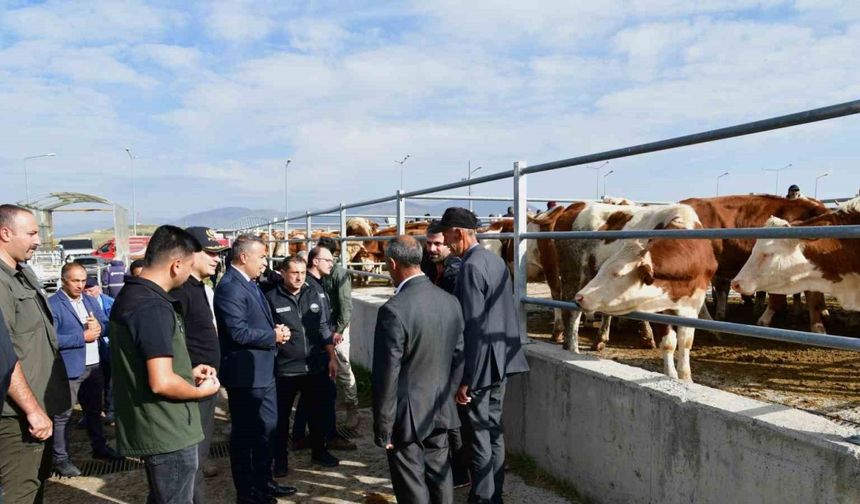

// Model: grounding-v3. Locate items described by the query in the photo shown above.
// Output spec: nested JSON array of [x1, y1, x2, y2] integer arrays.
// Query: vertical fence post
[[267, 220, 274, 268], [396, 190, 406, 235], [513, 160, 529, 343], [305, 211, 313, 252], [339, 204, 347, 269]]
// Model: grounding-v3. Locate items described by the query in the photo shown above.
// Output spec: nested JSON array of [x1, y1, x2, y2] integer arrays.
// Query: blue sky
[[1, 0, 858, 229]]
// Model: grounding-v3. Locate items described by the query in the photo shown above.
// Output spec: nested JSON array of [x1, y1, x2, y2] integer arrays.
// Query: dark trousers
[[448, 404, 472, 485], [387, 428, 453, 504], [291, 376, 337, 441], [143, 444, 198, 504], [0, 416, 52, 504], [275, 373, 327, 463], [53, 364, 107, 461], [226, 384, 277, 497], [101, 359, 114, 417], [466, 381, 506, 504], [192, 393, 217, 504]]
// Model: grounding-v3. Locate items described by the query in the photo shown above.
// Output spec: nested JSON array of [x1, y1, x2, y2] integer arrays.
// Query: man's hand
[[274, 325, 290, 344], [26, 408, 53, 441], [332, 332, 344, 346], [456, 385, 471, 406], [83, 327, 100, 343], [385, 443, 394, 451], [192, 364, 217, 385], [196, 376, 220, 397], [328, 357, 338, 381]]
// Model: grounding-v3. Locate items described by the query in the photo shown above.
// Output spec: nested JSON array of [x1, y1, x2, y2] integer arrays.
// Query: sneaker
[[93, 446, 123, 461], [54, 459, 82, 478], [311, 451, 340, 468], [327, 435, 357, 451]]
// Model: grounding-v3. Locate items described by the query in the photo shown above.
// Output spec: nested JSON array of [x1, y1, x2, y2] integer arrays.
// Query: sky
[[1, 0, 859, 230]]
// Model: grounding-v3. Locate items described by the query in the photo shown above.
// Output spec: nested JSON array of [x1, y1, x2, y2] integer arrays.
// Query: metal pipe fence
[[220, 98, 860, 353]]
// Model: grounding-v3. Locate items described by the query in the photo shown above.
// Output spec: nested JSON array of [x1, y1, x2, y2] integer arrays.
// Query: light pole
[[395, 154, 410, 192], [466, 161, 483, 213], [762, 163, 791, 195], [814, 172, 829, 198], [23, 153, 56, 205], [602, 169, 614, 198], [125, 148, 137, 236], [588, 161, 610, 199], [284, 159, 291, 218], [716, 171, 729, 196]]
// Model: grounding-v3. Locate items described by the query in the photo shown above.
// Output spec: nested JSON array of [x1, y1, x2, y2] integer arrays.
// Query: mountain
[[170, 207, 282, 229]]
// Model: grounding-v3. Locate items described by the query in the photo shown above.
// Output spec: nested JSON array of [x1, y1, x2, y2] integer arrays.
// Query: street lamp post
[[716, 171, 729, 196], [466, 161, 483, 213], [395, 154, 410, 192], [814, 172, 829, 198], [588, 161, 610, 199], [125, 148, 137, 236], [602, 169, 614, 198], [762, 163, 792, 195], [284, 159, 291, 218], [23, 153, 56, 205]]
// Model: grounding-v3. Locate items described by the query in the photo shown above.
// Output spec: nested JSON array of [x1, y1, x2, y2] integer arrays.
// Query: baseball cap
[[185, 226, 228, 253], [438, 207, 480, 230]]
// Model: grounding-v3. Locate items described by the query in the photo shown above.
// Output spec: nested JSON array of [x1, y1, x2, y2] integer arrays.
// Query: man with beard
[[0, 204, 69, 504], [420, 221, 461, 295]]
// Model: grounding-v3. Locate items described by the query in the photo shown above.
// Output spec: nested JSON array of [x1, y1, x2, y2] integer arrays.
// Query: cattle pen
[[221, 99, 860, 504]]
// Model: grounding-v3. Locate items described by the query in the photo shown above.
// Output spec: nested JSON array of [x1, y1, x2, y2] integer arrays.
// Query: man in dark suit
[[214, 234, 297, 504], [439, 207, 530, 504], [372, 236, 464, 504], [48, 262, 120, 477]]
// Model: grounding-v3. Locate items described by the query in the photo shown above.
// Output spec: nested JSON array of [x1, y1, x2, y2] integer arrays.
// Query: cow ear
[[765, 216, 791, 228], [637, 261, 655, 285]]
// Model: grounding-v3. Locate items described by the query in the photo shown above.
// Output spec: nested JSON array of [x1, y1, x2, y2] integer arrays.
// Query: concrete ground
[[45, 406, 579, 503]]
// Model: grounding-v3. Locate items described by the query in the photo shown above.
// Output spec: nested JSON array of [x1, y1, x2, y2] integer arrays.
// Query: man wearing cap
[[48, 262, 120, 477], [170, 226, 227, 504], [438, 207, 529, 504], [786, 184, 807, 200]]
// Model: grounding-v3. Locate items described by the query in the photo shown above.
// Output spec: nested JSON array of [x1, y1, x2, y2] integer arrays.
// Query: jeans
[[192, 393, 217, 504], [143, 445, 198, 504], [53, 364, 107, 461]]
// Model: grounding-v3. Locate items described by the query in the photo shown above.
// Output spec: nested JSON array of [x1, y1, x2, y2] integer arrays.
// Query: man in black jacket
[[439, 207, 529, 504], [372, 236, 464, 504], [420, 221, 461, 295], [266, 256, 339, 476], [170, 226, 227, 503]]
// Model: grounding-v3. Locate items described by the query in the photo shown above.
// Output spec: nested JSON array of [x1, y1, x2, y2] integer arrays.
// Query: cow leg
[[754, 291, 768, 311], [675, 322, 696, 383], [805, 291, 827, 334], [712, 277, 730, 320], [657, 325, 679, 379], [552, 308, 564, 342], [791, 293, 805, 317], [757, 294, 786, 327], [564, 310, 583, 353], [592, 315, 612, 351], [638, 321, 656, 349]]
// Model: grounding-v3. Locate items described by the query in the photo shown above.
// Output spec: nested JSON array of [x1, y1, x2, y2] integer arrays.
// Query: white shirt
[[61, 290, 99, 366], [231, 264, 251, 282], [394, 272, 425, 296]]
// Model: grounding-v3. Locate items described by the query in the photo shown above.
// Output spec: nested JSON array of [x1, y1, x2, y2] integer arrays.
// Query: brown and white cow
[[681, 195, 830, 332], [732, 198, 860, 310], [575, 204, 717, 381]]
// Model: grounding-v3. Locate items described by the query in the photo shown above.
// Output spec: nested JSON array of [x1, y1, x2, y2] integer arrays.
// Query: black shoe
[[236, 489, 276, 504], [93, 446, 123, 461], [311, 451, 340, 468], [54, 459, 82, 478], [265, 481, 298, 497], [273, 459, 289, 477]]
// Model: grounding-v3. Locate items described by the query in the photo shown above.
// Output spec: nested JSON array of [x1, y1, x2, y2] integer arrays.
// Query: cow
[[732, 197, 860, 310], [574, 204, 718, 381], [681, 195, 831, 332], [363, 221, 430, 266], [531, 202, 663, 353]]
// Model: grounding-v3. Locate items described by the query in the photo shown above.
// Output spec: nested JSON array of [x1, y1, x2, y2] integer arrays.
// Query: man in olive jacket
[[0, 205, 70, 504]]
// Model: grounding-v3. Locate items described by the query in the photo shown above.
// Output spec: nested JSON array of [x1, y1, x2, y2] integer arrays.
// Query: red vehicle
[[93, 236, 151, 261]]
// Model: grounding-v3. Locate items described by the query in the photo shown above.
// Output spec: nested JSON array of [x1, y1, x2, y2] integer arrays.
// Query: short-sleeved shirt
[[110, 276, 202, 457]]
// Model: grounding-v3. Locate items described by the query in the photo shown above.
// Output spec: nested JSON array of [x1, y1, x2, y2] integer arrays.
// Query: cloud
[[204, 1, 276, 43], [134, 44, 201, 70]]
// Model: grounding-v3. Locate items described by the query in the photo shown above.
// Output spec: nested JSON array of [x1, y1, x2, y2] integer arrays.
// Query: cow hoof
[[564, 343, 579, 353], [811, 323, 826, 334], [756, 317, 771, 327], [551, 332, 564, 344], [639, 338, 657, 349], [821, 309, 831, 320], [591, 341, 606, 352]]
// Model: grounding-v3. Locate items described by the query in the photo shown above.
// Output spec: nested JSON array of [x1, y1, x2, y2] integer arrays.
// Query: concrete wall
[[350, 289, 860, 504]]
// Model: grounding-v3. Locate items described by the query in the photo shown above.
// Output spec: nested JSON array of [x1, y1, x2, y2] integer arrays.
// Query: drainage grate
[[54, 441, 233, 478], [336, 424, 361, 439]]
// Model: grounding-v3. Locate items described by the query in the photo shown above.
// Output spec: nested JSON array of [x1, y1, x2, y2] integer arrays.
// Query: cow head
[[731, 216, 810, 295]]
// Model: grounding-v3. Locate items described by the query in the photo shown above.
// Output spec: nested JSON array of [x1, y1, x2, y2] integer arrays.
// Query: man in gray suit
[[439, 207, 530, 504], [372, 236, 464, 504]]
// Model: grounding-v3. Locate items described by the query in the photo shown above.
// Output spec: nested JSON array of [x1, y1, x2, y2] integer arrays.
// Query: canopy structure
[[19, 192, 129, 261]]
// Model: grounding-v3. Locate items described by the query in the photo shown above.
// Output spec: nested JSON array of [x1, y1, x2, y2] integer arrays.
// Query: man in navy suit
[[48, 262, 121, 478], [215, 234, 297, 504]]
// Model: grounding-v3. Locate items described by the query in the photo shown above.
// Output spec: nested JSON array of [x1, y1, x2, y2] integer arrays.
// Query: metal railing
[[221, 98, 860, 351]]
